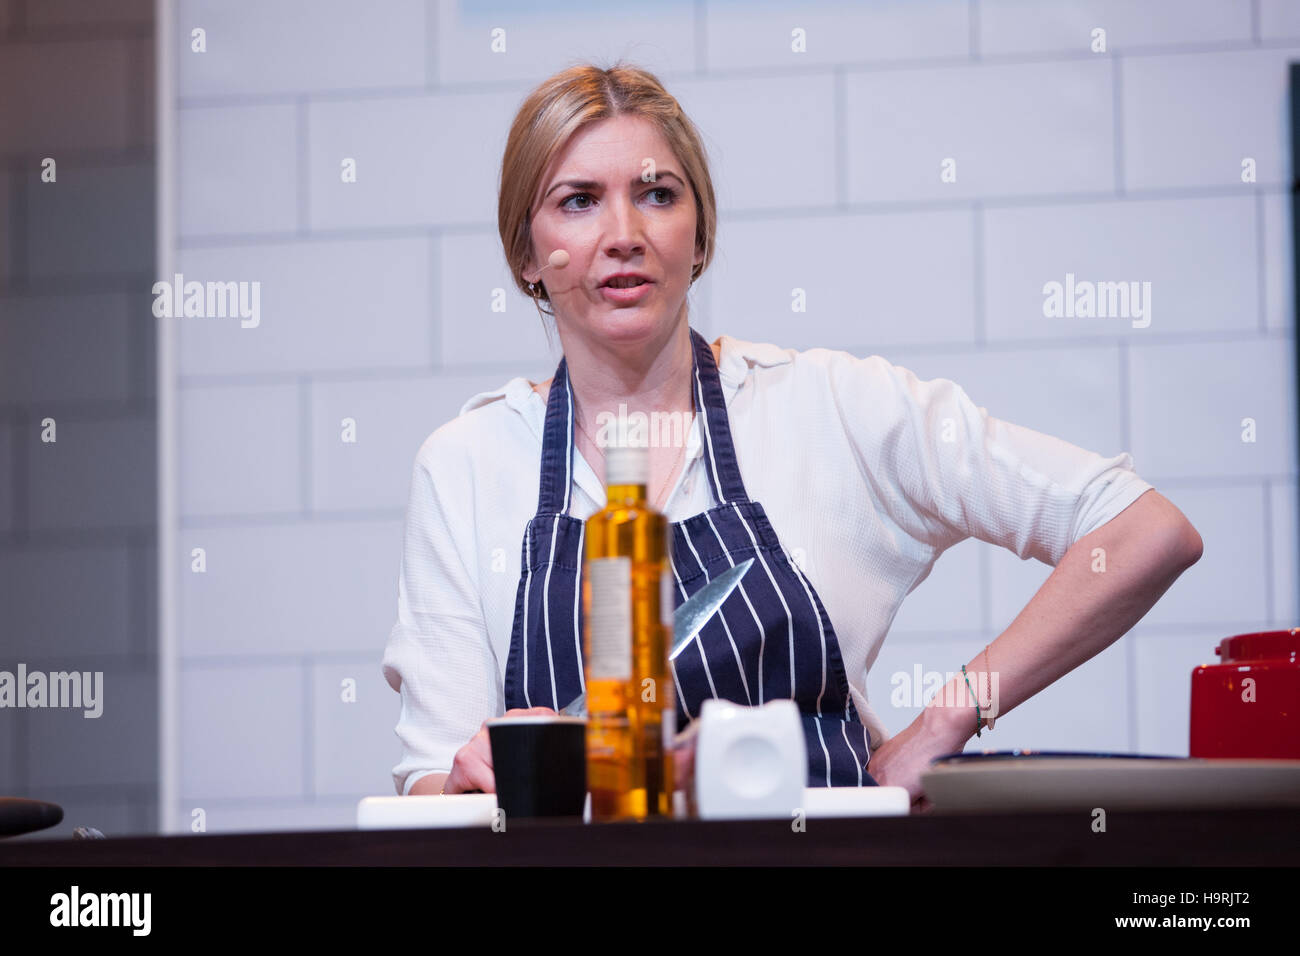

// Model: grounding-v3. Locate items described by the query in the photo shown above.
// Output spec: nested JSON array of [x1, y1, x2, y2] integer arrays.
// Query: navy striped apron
[[505, 327, 876, 787]]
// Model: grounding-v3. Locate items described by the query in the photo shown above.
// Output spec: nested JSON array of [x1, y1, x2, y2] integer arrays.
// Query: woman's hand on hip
[[867, 707, 970, 813], [443, 706, 558, 794]]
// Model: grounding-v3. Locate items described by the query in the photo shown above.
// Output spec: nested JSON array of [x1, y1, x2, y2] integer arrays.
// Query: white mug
[[694, 698, 806, 820]]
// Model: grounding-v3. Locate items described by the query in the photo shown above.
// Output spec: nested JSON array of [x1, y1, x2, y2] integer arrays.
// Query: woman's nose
[[602, 192, 646, 255]]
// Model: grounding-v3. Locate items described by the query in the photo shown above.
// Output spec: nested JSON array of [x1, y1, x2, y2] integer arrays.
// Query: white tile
[[1128, 338, 1295, 480], [980, 0, 1252, 55], [179, 661, 303, 801], [1123, 47, 1300, 190], [310, 372, 517, 512], [179, 383, 300, 517], [671, 72, 837, 213], [889, 536, 985, 634], [702, 208, 975, 352], [845, 59, 1113, 203], [438, 231, 564, 367], [178, 519, 403, 656], [179, 104, 298, 237], [307, 87, 524, 230], [1261, 192, 1292, 332], [1134, 485, 1268, 627], [27, 666, 157, 790], [1270, 480, 1297, 626], [27, 416, 155, 532], [176, 0, 426, 97], [1133, 628, 1241, 758], [1259, 0, 1300, 40], [886, 345, 1129, 465], [0, 39, 130, 154], [26, 0, 153, 26], [311, 659, 405, 797], [983, 195, 1257, 341], [0, 545, 134, 658], [434, 0, 694, 85], [178, 801, 356, 833], [26, 163, 154, 279], [175, 236, 433, 375], [0, 293, 133, 405], [0, 424, 10, 533], [705, 0, 969, 70]]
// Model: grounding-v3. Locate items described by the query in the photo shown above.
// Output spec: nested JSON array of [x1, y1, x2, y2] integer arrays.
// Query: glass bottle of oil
[[582, 433, 675, 822]]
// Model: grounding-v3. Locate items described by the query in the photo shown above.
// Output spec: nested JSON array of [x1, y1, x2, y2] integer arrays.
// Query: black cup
[[487, 715, 587, 819]]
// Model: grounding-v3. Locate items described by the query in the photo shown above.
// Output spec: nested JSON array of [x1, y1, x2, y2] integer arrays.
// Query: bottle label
[[587, 557, 632, 680]]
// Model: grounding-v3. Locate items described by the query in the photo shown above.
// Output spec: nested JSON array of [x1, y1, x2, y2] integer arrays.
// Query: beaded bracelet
[[961, 663, 983, 738]]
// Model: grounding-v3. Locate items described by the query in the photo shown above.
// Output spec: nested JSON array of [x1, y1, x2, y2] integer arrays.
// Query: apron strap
[[689, 327, 750, 506], [536, 355, 577, 517]]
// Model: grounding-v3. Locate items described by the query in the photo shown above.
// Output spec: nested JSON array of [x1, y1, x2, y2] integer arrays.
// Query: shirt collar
[[458, 334, 792, 506]]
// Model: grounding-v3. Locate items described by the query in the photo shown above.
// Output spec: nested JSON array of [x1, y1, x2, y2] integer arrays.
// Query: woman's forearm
[[922, 488, 1204, 745]]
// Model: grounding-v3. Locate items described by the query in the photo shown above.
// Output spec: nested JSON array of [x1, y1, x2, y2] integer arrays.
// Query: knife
[[560, 557, 754, 717]]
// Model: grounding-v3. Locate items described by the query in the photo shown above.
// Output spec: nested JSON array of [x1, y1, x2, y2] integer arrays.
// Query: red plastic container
[[1190, 629, 1300, 758]]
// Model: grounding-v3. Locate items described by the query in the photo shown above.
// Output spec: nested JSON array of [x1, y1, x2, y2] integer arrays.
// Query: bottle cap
[[605, 422, 648, 486]]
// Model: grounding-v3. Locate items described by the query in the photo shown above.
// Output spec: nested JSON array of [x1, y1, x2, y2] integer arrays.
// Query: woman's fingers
[[445, 707, 562, 794], [446, 749, 494, 794]]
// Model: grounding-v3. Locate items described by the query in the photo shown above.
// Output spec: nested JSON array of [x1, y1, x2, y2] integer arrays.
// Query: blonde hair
[[497, 61, 718, 343]]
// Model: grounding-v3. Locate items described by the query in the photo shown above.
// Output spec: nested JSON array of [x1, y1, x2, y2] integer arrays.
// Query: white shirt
[[382, 333, 1155, 795]]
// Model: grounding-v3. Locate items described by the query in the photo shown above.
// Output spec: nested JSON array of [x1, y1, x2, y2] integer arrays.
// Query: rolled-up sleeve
[[831, 352, 1155, 567], [381, 435, 501, 795]]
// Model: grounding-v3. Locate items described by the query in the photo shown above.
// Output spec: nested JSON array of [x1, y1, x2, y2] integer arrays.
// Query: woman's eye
[[559, 187, 676, 211]]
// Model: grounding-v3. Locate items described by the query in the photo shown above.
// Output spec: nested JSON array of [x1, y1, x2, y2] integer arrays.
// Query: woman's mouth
[[599, 277, 652, 304]]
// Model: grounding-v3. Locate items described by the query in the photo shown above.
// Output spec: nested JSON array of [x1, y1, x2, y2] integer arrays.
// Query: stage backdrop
[[158, 0, 1297, 833]]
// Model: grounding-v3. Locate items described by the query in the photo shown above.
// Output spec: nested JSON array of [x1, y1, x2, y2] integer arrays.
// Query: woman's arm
[[871, 488, 1202, 806], [924, 487, 1203, 749], [382, 440, 501, 796]]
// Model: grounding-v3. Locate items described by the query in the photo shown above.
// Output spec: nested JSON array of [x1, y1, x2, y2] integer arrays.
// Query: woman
[[382, 62, 1203, 810]]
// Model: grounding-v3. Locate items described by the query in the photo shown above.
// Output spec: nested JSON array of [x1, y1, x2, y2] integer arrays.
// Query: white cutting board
[[356, 785, 910, 829]]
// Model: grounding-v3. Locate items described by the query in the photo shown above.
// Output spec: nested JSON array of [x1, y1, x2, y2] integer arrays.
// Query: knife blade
[[560, 557, 754, 716]]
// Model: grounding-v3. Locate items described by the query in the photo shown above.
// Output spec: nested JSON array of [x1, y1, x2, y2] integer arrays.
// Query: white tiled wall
[[166, 0, 1298, 832]]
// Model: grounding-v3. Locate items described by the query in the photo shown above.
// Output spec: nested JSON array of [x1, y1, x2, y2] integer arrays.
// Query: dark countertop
[[2, 807, 1298, 866]]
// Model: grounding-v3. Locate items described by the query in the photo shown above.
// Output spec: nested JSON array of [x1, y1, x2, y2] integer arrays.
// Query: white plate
[[921, 758, 1300, 812]]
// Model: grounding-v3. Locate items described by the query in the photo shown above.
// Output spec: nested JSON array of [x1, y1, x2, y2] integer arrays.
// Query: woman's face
[[526, 114, 702, 351]]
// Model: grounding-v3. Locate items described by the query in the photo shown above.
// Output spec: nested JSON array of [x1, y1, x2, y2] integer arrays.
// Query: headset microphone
[[535, 249, 570, 280]]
